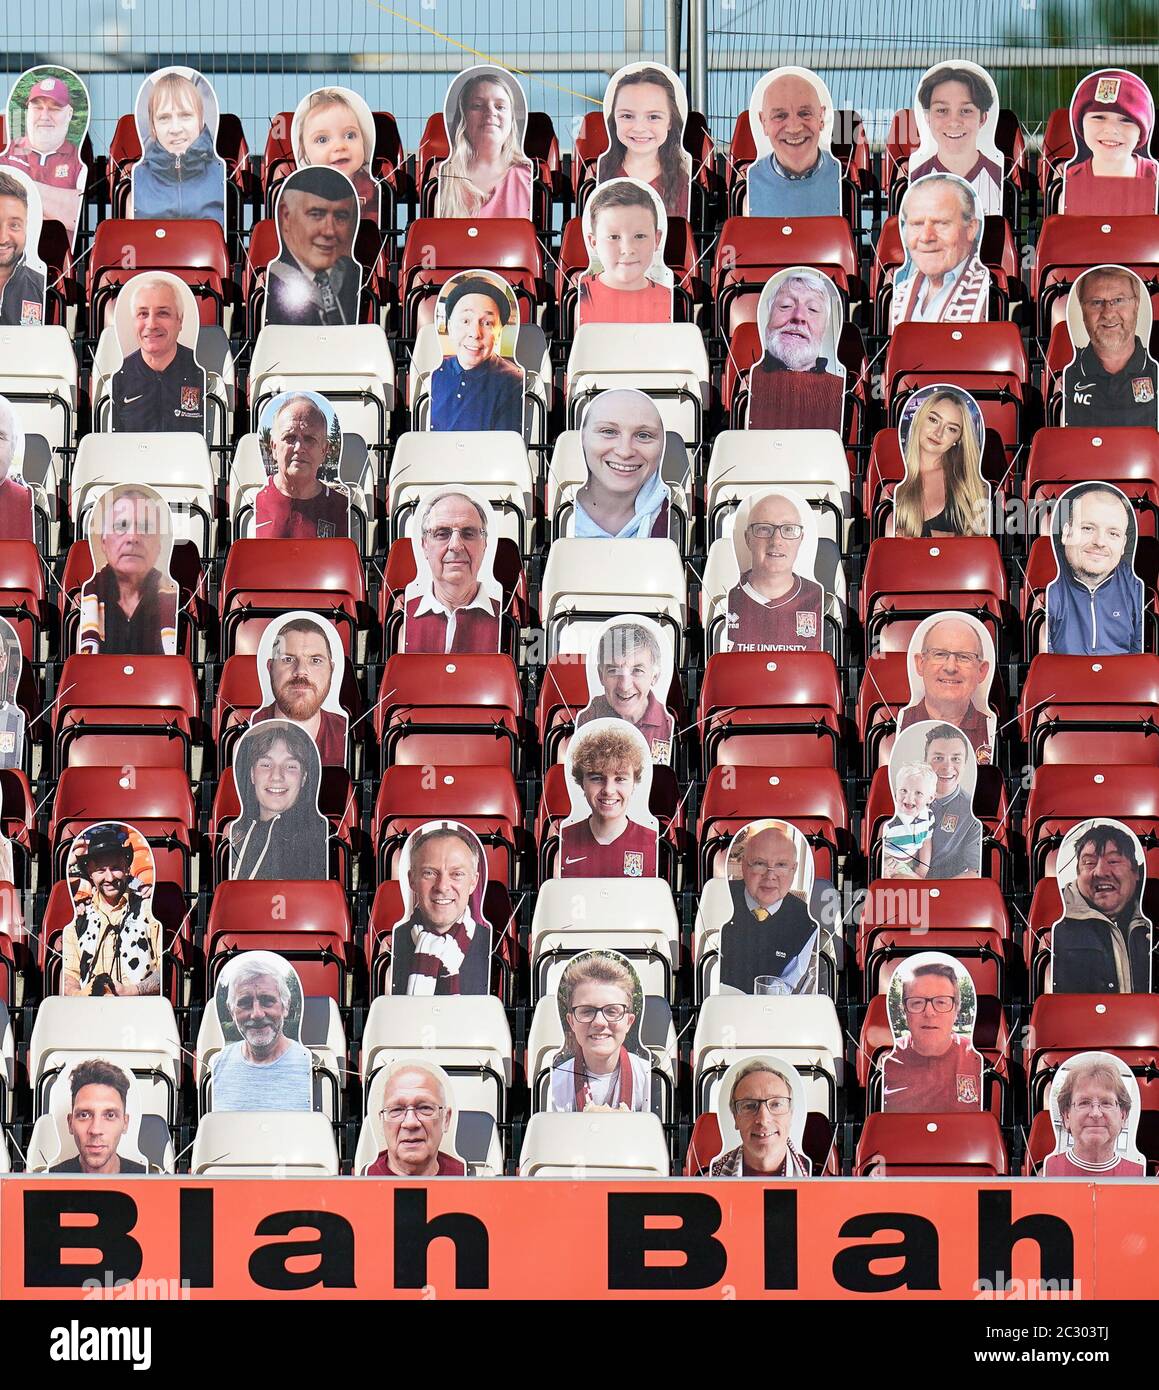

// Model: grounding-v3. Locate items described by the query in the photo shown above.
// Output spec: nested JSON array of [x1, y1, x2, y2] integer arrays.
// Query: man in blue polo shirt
[[430, 276, 524, 433]]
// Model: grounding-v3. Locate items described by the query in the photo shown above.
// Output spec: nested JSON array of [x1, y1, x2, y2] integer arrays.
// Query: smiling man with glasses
[[725, 489, 824, 652], [882, 959, 983, 1112], [710, 1057, 812, 1176], [1064, 265, 1158, 429], [368, 1062, 467, 1176], [404, 489, 502, 653], [722, 821, 820, 995], [900, 615, 994, 762]]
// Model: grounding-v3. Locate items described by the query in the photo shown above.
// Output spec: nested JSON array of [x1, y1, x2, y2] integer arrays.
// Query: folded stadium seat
[[860, 536, 1008, 654], [259, 110, 297, 210], [13, 432, 58, 553], [697, 764, 849, 885], [1022, 533, 1158, 656], [249, 324, 395, 456], [0, 890, 17, 1007], [863, 423, 1008, 541], [705, 428, 853, 549], [360, 992, 513, 1125], [38, 218, 77, 330], [372, 763, 524, 889], [570, 109, 607, 200], [388, 429, 536, 554], [53, 654, 202, 775], [861, 926, 1008, 1002], [1020, 654, 1159, 767], [1033, 214, 1159, 335], [518, 1111, 669, 1177], [373, 652, 526, 772], [399, 216, 548, 335], [354, 1066, 505, 1176], [863, 763, 1008, 885], [525, 991, 678, 1120], [190, 1111, 339, 1176], [711, 215, 863, 337], [1024, 427, 1159, 538], [564, 323, 709, 450], [856, 876, 1011, 973], [544, 426, 692, 552], [685, 1107, 839, 1176], [883, 322, 1029, 457], [881, 107, 919, 212], [528, 877, 680, 1004], [414, 110, 450, 198], [539, 537, 688, 660], [0, 325, 78, 454], [1025, 993, 1159, 1114], [691, 994, 844, 1119], [218, 538, 368, 658], [26, 1108, 175, 1174], [856, 1111, 1007, 1176], [241, 218, 281, 335], [697, 650, 844, 773], [87, 218, 234, 330], [366, 876, 517, 1003], [1024, 763, 1159, 882], [1037, 106, 1074, 209], [28, 996, 183, 1125]]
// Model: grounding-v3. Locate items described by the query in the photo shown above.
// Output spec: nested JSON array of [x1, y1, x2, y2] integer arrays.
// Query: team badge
[[623, 851, 644, 877], [181, 386, 201, 411], [1132, 377, 1155, 404], [55, 163, 70, 180], [1095, 76, 1121, 103], [20, 300, 42, 326], [316, 520, 336, 539], [795, 610, 817, 638], [976, 743, 993, 766], [650, 738, 671, 763], [940, 813, 958, 832], [0, 732, 13, 754], [726, 609, 739, 630], [956, 1073, 979, 1105]]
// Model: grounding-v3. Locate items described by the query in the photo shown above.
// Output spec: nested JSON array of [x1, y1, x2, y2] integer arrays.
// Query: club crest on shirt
[[650, 738, 671, 762], [20, 301, 42, 326], [1095, 76, 1121, 103], [0, 732, 13, 753], [181, 385, 201, 412], [316, 520, 337, 539], [55, 164, 71, 180], [1132, 377, 1155, 404], [623, 851, 644, 877], [796, 610, 817, 638], [956, 1073, 979, 1105], [976, 743, 993, 766], [940, 813, 958, 832]]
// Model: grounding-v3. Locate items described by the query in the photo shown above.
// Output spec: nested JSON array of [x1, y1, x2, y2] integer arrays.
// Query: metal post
[[688, 0, 707, 114], [666, 0, 683, 73]]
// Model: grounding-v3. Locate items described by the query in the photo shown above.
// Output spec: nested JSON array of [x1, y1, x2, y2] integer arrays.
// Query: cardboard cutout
[[1049, 819, 1152, 995], [1062, 265, 1158, 429], [724, 484, 826, 653], [1062, 69, 1159, 215], [253, 610, 349, 767], [47, 1057, 150, 1174], [0, 166, 46, 326], [549, 948, 653, 1113], [0, 65, 89, 250], [576, 613, 675, 765], [430, 268, 524, 433], [899, 611, 996, 765], [709, 1054, 813, 1176], [1042, 1050, 1146, 1175], [365, 1058, 469, 1176], [0, 615, 24, 771], [886, 720, 983, 880], [1045, 480, 1143, 656], [130, 67, 226, 227], [389, 820, 493, 996], [266, 165, 361, 326], [746, 267, 845, 431], [577, 177, 673, 326], [402, 484, 503, 654], [892, 383, 990, 537], [255, 388, 350, 539], [720, 819, 821, 995], [882, 949, 984, 1112], [109, 270, 207, 434], [559, 718, 659, 879], [745, 66, 842, 218], [0, 395, 33, 540], [890, 173, 989, 330], [292, 85, 381, 224], [596, 61, 692, 222], [436, 65, 533, 221], [911, 61, 1005, 217], [567, 387, 675, 539], [228, 719, 329, 881], [79, 483, 179, 656], [59, 821, 163, 998], [210, 949, 313, 1112]]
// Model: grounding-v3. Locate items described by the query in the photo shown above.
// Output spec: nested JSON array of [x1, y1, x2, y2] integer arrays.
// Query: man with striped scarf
[[890, 173, 990, 329], [390, 823, 492, 996]]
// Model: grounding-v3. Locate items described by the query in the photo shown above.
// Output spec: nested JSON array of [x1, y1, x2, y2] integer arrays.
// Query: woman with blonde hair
[[436, 69, 533, 219], [549, 950, 651, 1112], [891, 387, 989, 538]]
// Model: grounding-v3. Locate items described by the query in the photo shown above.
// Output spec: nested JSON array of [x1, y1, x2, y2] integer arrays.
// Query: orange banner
[[1, 1177, 1133, 1299]]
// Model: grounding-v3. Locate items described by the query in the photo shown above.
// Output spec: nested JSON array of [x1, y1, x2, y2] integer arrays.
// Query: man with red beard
[[252, 615, 348, 766]]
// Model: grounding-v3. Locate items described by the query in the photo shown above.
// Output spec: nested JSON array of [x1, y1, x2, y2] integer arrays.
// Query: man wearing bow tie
[[720, 821, 819, 993]]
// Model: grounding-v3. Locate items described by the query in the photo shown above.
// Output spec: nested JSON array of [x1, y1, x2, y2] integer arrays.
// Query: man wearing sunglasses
[[725, 490, 823, 652], [881, 960, 984, 1112], [367, 1062, 467, 1176], [404, 490, 502, 653]]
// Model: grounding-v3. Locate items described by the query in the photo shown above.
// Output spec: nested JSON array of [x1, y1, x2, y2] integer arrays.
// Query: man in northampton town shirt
[[922, 722, 983, 880], [403, 490, 502, 653], [898, 615, 995, 763], [575, 619, 675, 763], [725, 490, 824, 651], [0, 74, 86, 245], [109, 275, 205, 434], [882, 960, 983, 1112], [0, 171, 45, 326], [254, 393, 349, 539], [1063, 265, 1158, 428], [430, 276, 524, 432]]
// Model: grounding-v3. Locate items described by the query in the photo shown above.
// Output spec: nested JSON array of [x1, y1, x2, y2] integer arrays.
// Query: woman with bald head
[[572, 388, 671, 539]]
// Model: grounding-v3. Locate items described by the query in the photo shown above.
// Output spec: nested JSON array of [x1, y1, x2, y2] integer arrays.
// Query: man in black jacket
[[391, 824, 492, 995], [0, 171, 45, 326], [721, 822, 819, 993], [109, 275, 205, 434], [1053, 821, 1152, 994]]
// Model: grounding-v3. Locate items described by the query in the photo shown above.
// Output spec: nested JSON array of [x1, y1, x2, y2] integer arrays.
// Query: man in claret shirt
[[881, 960, 983, 1112], [252, 615, 348, 767], [725, 490, 824, 652], [254, 393, 349, 540], [403, 491, 502, 653], [560, 722, 658, 879], [746, 270, 844, 431], [367, 1062, 467, 1176], [576, 620, 674, 763]]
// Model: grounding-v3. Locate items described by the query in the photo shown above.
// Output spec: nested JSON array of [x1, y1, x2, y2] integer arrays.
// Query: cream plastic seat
[[529, 878, 679, 1004], [190, 1110, 339, 1176], [519, 1111, 669, 1177], [0, 1000, 14, 1123], [352, 1063, 505, 1176], [26, 1109, 175, 1174], [0, 325, 78, 451], [706, 430, 852, 548], [565, 324, 708, 447], [250, 324, 395, 452]]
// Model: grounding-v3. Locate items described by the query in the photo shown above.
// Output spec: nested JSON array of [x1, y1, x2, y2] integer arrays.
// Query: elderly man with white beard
[[746, 270, 844, 431]]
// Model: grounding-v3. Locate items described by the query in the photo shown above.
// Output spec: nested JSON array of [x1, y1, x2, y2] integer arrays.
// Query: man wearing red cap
[[1063, 68, 1159, 215], [0, 71, 86, 246]]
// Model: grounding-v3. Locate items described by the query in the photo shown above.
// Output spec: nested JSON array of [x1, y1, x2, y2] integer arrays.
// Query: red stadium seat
[[855, 650, 909, 772], [1033, 214, 1159, 334], [1024, 428, 1159, 537], [88, 218, 233, 328], [219, 539, 368, 657], [53, 655, 202, 772], [399, 217, 546, 334], [860, 536, 1008, 653], [857, 876, 1010, 968], [1019, 653, 1159, 766], [1024, 763, 1159, 881], [1026, 993, 1159, 1112], [855, 1111, 1008, 1176], [374, 653, 526, 770], [0, 542, 48, 662], [698, 651, 843, 771]]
